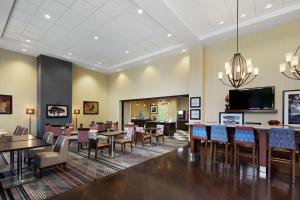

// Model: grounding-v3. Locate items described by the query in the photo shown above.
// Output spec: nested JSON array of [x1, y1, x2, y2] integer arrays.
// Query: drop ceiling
[[0, 0, 300, 73]]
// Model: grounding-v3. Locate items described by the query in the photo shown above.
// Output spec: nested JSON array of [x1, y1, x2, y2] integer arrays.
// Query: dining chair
[[114, 122, 119, 131], [64, 127, 78, 146], [210, 125, 229, 164], [135, 127, 151, 146], [13, 125, 21, 135], [90, 124, 99, 132], [192, 124, 208, 150], [52, 126, 62, 139], [98, 123, 106, 132], [88, 131, 110, 159], [22, 128, 29, 135], [77, 128, 90, 152], [268, 128, 297, 184], [234, 126, 257, 170], [115, 125, 135, 152], [154, 124, 164, 144], [15, 127, 24, 135], [44, 124, 52, 133]]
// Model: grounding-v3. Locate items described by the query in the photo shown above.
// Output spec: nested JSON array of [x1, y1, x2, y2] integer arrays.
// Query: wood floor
[[52, 147, 300, 200]]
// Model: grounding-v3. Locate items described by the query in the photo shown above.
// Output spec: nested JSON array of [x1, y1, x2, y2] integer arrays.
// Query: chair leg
[[237, 146, 240, 166], [88, 147, 91, 158], [268, 148, 272, 180], [95, 148, 98, 159], [210, 142, 213, 160], [252, 146, 256, 171], [292, 150, 295, 184], [234, 143, 237, 169], [63, 162, 67, 170], [78, 143, 80, 152], [121, 144, 123, 152], [162, 136, 164, 143], [225, 143, 228, 165], [131, 142, 133, 151]]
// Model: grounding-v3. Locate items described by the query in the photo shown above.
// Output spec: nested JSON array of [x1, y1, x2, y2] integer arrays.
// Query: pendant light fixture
[[279, 44, 300, 80], [218, 0, 259, 88]]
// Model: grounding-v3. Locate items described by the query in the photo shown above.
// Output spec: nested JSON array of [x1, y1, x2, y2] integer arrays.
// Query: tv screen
[[229, 86, 275, 110]]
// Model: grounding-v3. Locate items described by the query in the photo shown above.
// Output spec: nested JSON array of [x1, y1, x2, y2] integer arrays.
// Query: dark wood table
[[0, 137, 50, 188], [145, 127, 162, 146], [98, 131, 125, 157]]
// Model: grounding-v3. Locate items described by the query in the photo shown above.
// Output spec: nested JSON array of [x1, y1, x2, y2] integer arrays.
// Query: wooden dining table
[[0, 135, 51, 188], [98, 131, 125, 157], [144, 127, 162, 146], [187, 122, 300, 175]]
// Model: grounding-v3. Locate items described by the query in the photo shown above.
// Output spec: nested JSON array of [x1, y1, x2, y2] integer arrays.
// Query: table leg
[[258, 130, 267, 176], [17, 150, 22, 181], [110, 136, 115, 158], [10, 151, 14, 170]]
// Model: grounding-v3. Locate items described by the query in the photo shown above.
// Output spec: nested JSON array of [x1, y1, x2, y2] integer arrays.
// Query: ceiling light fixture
[[219, 21, 224, 25], [240, 13, 246, 18], [125, 50, 130, 54], [279, 44, 300, 80], [265, 4, 272, 9], [98, 61, 102, 64], [137, 9, 143, 14], [68, 52, 72, 56], [94, 36, 99, 40], [167, 33, 172, 37], [44, 14, 51, 19], [218, 0, 259, 88], [25, 39, 31, 43]]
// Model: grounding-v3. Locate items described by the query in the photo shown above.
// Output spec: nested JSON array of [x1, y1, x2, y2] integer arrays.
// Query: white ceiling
[[0, 0, 300, 73]]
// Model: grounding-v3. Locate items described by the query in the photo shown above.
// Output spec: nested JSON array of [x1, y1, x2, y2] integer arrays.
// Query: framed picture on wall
[[83, 101, 99, 115], [283, 90, 300, 126], [47, 105, 68, 118], [0, 95, 12, 114], [190, 97, 201, 108], [150, 105, 158, 114], [219, 112, 244, 125], [190, 109, 201, 120]]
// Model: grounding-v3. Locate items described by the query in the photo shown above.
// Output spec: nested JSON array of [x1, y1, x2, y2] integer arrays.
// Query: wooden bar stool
[[268, 128, 297, 184], [210, 125, 229, 165], [234, 126, 257, 171], [192, 124, 208, 151]]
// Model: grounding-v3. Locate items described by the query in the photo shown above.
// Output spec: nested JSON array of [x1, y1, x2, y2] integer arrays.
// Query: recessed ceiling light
[[182, 49, 187, 53], [240, 13, 246, 18], [68, 52, 72, 56], [167, 33, 172, 37], [97, 61, 102, 64], [137, 9, 143, 14], [22, 48, 27, 52], [93, 36, 99, 40], [44, 14, 51, 19], [219, 21, 224, 25], [25, 39, 31, 43], [265, 4, 272, 9], [125, 50, 130, 54]]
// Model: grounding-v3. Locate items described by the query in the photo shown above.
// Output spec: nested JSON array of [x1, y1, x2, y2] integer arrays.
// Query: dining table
[[0, 135, 51, 189], [144, 127, 162, 146], [98, 131, 125, 157]]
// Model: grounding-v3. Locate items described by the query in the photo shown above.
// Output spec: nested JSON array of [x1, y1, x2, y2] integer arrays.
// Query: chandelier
[[279, 44, 300, 80], [218, 0, 259, 89]]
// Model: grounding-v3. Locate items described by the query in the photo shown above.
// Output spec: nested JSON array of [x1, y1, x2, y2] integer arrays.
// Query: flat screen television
[[229, 86, 275, 110]]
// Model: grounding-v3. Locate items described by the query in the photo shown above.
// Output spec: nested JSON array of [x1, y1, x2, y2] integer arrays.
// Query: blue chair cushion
[[269, 128, 296, 150], [211, 125, 228, 143], [192, 125, 207, 140], [235, 127, 255, 144]]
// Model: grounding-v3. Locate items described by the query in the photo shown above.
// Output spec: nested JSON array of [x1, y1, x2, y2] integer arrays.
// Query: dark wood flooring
[[52, 147, 300, 200]]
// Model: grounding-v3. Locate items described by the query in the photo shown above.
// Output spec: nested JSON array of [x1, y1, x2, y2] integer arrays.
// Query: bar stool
[[210, 125, 229, 164], [234, 126, 257, 170], [192, 124, 208, 150], [268, 128, 297, 184]]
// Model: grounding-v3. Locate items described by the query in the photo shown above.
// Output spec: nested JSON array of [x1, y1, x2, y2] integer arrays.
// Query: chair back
[[114, 122, 119, 131], [269, 128, 296, 150], [78, 128, 90, 143], [22, 128, 29, 135], [192, 124, 207, 140], [53, 135, 69, 155], [156, 124, 164, 135], [106, 121, 112, 129], [42, 132, 54, 144], [15, 127, 24, 135], [136, 127, 145, 133], [124, 125, 135, 141], [211, 125, 228, 142], [45, 124, 52, 132], [90, 124, 99, 131], [52, 126, 62, 137], [234, 126, 255, 144], [13, 125, 21, 135], [64, 127, 72, 137]]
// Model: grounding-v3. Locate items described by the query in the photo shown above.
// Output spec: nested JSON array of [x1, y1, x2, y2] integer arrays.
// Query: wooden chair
[[13, 125, 22, 135], [268, 128, 297, 184], [77, 128, 89, 152], [88, 138, 110, 159], [154, 124, 164, 144], [52, 125, 63, 139], [115, 125, 135, 152], [135, 127, 151, 146], [210, 125, 229, 164], [192, 124, 208, 150], [234, 126, 257, 170]]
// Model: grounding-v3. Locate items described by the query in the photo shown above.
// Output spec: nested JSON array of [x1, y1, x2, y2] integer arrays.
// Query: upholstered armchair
[[135, 127, 151, 146], [52, 125, 63, 139], [115, 125, 135, 152], [154, 124, 165, 144], [25, 132, 54, 166], [210, 125, 229, 164], [34, 135, 69, 178], [88, 130, 110, 159], [192, 124, 208, 150]]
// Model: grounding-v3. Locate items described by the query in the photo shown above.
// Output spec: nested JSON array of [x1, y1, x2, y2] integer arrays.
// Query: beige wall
[[204, 20, 300, 124], [72, 65, 109, 127], [0, 49, 37, 135], [108, 54, 190, 122]]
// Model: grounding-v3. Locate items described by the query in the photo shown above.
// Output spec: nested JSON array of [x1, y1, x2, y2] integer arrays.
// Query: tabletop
[[98, 131, 125, 136], [0, 135, 38, 143], [0, 139, 51, 152], [145, 127, 161, 131]]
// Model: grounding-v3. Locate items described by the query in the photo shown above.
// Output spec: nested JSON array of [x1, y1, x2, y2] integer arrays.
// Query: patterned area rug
[[0, 136, 188, 200]]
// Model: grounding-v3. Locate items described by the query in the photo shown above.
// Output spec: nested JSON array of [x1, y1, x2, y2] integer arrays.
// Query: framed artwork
[[190, 109, 201, 120], [150, 105, 158, 114], [47, 105, 68, 118], [219, 112, 244, 125], [190, 97, 201, 108], [283, 90, 300, 126], [83, 101, 99, 115], [0, 95, 12, 114]]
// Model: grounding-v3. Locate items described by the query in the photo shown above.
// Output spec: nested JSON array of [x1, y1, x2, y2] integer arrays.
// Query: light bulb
[[291, 56, 299, 67], [236, 65, 241, 72], [279, 63, 286, 73], [225, 62, 230, 70], [226, 68, 231, 75], [253, 67, 259, 75], [247, 64, 253, 73], [285, 53, 293, 62], [218, 72, 223, 79], [246, 59, 252, 66]]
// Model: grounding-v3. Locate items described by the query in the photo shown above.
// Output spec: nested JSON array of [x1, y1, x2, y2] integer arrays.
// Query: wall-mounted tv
[[229, 86, 275, 110]]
